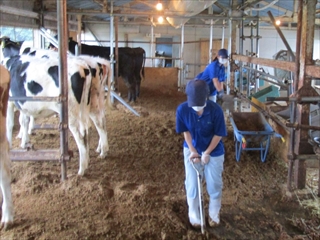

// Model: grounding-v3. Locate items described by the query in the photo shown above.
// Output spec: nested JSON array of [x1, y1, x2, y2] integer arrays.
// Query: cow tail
[[80, 69, 92, 133], [141, 51, 146, 82]]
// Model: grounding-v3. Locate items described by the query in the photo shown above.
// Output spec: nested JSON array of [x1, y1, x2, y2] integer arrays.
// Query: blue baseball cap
[[218, 48, 228, 58], [186, 79, 209, 107]]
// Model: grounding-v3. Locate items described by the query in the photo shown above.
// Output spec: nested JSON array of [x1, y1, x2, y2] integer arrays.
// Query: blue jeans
[[183, 147, 224, 224]]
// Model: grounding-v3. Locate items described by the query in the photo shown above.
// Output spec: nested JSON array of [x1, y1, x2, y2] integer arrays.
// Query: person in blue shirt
[[195, 48, 228, 103], [176, 79, 227, 228]]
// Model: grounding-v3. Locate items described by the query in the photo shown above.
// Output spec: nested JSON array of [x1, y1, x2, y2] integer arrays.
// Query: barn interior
[[1, 0, 320, 239]]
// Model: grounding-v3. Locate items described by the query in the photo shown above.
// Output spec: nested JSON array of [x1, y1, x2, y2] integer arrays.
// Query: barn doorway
[[156, 37, 172, 67]]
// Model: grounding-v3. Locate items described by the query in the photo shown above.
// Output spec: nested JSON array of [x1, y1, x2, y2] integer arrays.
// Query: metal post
[[229, 0, 238, 95], [57, 0, 68, 181], [255, 11, 260, 91], [179, 24, 185, 90], [221, 20, 225, 49], [114, 16, 119, 94], [248, 22, 253, 97], [110, 0, 115, 103], [239, 18, 244, 95], [77, 15, 82, 54], [209, 19, 213, 64], [150, 18, 154, 67]]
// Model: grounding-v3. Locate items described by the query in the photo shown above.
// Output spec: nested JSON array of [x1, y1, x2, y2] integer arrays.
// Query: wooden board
[[116, 67, 179, 95], [200, 39, 229, 72]]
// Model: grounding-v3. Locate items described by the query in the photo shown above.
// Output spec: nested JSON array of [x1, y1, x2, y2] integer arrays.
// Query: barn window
[[0, 26, 33, 42]]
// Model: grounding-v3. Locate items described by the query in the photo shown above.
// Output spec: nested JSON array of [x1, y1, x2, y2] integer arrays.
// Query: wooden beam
[[232, 54, 320, 78]]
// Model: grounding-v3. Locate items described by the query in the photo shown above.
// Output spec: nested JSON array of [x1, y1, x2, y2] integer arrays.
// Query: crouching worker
[[195, 48, 228, 103], [175, 79, 227, 228]]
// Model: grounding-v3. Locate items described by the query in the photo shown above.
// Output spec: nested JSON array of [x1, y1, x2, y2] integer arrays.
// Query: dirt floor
[[1, 67, 320, 240]]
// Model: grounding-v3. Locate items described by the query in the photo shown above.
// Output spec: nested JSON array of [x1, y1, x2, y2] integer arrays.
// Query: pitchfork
[[191, 159, 206, 234]]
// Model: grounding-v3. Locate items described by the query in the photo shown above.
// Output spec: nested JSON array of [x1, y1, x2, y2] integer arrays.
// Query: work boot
[[191, 223, 201, 229], [209, 218, 220, 227]]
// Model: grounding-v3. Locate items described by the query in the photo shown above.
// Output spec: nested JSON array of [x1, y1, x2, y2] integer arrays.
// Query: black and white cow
[[0, 37, 112, 159], [0, 36, 22, 59], [20, 49, 112, 158], [4, 54, 93, 176], [1, 37, 36, 142], [0, 65, 14, 230], [68, 39, 145, 102]]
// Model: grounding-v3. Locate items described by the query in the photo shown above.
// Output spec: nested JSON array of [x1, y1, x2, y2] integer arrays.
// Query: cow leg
[[128, 83, 137, 102], [89, 112, 109, 158], [17, 114, 33, 139], [0, 140, 14, 230], [6, 101, 15, 148], [28, 116, 35, 135], [135, 81, 141, 98], [16, 112, 24, 139], [68, 121, 90, 176], [20, 113, 30, 148]]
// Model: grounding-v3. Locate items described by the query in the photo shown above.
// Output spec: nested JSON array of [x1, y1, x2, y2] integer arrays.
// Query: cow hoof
[[21, 143, 33, 150], [15, 134, 22, 139], [98, 152, 108, 159], [0, 221, 14, 230]]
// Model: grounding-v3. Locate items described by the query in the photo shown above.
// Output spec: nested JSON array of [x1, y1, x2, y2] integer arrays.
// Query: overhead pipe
[[86, 25, 103, 46], [242, 66, 288, 89], [244, 0, 279, 14], [267, 11, 295, 61]]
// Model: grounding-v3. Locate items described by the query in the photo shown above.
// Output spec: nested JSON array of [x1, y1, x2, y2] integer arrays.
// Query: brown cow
[[0, 64, 14, 230]]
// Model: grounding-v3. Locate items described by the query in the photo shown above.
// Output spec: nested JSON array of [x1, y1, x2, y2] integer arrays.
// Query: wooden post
[[293, 0, 317, 189]]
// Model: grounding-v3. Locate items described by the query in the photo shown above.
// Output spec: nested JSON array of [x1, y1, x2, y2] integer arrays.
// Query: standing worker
[[176, 79, 227, 228], [195, 48, 229, 103]]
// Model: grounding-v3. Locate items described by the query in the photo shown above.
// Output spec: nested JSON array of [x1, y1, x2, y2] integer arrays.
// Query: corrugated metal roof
[[0, 0, 319, 29], [62, 0, 320, 27]]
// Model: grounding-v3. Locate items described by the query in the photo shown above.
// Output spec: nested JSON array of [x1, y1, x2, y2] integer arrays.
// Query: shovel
[[191, 160, 206, 234]]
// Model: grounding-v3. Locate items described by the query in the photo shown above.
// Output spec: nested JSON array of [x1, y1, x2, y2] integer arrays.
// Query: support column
[[229, 0, 238, 94], [293, 0, 317, 189], [57, 0, 69, 181]]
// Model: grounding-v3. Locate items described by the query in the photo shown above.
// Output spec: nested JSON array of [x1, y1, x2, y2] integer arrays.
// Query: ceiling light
[[158, 16, 164, 24], [156, 2, 163, 11], [275, 20, 281, 26]]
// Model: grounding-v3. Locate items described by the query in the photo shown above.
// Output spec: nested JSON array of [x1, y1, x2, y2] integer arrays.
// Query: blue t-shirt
[[195, 60, 226, 96], [176, 100, 227, 157]]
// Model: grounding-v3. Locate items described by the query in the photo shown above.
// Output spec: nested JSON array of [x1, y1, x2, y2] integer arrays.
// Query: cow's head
[[68, 37, 78, 55], [0, 37, 23, 58]]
